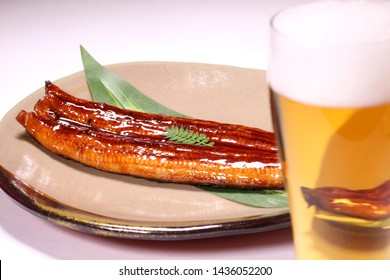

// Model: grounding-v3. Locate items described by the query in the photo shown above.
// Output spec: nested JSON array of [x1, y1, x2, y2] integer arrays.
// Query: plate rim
[[0, 165, 290, 240]]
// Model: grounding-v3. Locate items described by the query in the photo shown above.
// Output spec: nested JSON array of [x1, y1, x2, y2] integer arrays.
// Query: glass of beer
[[268, 0, 390, 259]]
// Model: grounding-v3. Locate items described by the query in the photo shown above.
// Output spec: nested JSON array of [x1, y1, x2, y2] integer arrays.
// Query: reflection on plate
[[315, 211, 390, 230], [0, 62, 290, 240]]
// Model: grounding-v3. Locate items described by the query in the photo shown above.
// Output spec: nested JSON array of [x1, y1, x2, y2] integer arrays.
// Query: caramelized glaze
[[16, 82, 283, 189]]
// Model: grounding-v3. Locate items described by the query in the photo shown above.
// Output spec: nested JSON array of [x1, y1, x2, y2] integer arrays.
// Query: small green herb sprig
[[164, 125, 214, 146]]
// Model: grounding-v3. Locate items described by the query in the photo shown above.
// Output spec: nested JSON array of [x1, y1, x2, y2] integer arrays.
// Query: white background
[[0, 0, 314, 260]]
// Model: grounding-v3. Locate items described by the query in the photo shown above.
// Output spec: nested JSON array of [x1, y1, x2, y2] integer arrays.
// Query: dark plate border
[[0, 165, 290, 240]]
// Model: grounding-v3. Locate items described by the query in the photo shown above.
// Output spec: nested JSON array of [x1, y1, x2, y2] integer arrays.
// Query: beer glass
[[268, 0, 390, 259]]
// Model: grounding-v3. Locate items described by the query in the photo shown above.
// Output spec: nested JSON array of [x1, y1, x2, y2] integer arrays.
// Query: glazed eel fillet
[[16, 81, 283, 189]]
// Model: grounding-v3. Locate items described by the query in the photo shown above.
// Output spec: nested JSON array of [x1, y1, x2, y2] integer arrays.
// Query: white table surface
[[0, 0, 313, 260]]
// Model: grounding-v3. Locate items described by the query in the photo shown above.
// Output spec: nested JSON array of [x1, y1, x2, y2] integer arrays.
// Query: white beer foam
[[269, 0, 390, 107]]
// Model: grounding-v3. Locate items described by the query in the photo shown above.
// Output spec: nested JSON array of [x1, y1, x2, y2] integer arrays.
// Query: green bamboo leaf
[[81, 46, 288, 208], [80, 45, 188, 117]]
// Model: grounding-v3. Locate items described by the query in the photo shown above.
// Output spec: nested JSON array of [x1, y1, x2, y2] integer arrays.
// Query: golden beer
[[269, 1, 390, 259], [271, 91, 390, 259]]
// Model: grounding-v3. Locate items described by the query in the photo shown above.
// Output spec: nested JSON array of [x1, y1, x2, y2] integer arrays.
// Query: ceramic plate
[[0, 62, 290, 240]]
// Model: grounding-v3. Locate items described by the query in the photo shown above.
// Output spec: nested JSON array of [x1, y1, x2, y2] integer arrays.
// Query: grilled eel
[[37, 82, 277, 152], [16, 81, 283, 189]]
